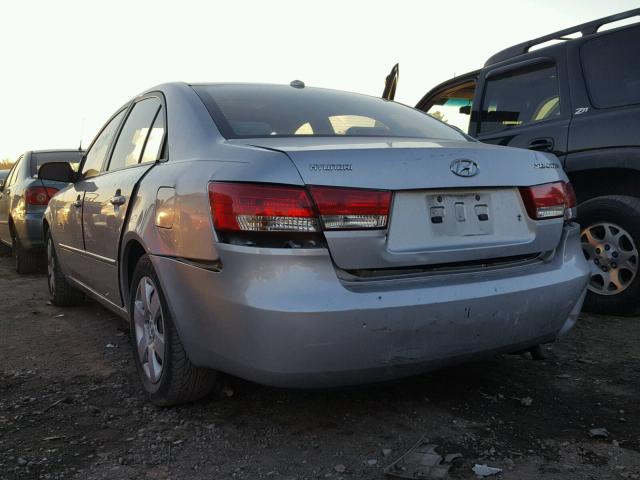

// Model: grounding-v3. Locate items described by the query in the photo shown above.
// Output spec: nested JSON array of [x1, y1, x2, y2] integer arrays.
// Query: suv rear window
[[581, 27, 640, 108], [192, 84, 467, 141], [479, 62, 561, 134]]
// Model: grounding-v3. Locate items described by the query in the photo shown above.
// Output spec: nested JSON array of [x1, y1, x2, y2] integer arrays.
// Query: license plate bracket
[[427, 192, 493, 236]]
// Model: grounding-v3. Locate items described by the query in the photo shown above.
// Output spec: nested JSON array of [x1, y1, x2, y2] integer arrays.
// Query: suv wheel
[[12, 230, 39, 274], [46, 231, 85, 306], [579, 195, 640, 316], [129, 255, 219, 406]]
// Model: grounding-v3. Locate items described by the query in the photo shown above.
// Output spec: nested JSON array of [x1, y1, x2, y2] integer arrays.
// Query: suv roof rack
[[485, 8, 640, 66]]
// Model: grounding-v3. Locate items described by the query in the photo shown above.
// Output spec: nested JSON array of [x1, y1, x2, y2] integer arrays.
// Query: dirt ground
[[1, 256, 639, 480]]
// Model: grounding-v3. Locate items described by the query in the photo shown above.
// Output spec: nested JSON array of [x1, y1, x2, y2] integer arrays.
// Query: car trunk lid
[[229, 137, 567, 270]]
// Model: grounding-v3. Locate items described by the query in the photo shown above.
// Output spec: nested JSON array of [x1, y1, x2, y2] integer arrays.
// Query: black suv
[[412, 9, 640, 315]]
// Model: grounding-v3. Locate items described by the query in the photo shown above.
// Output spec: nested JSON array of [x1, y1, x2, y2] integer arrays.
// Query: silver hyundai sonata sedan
[[39, 82, 589, 406]]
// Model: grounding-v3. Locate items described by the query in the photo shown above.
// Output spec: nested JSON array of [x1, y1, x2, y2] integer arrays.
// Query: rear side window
[[82, 109, 127, 179], [479, 62, 561, 134], [108, 98, 162, 171], [193, 84, 467, 141], [581, 27, 640, 108], [140, 106, 166, 163]]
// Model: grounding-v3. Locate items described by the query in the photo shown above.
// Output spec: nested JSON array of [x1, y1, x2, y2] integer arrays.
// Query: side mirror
[[459, 105, 471, 115], [38, 162, 76, 183], [0, 179, 5, 191]]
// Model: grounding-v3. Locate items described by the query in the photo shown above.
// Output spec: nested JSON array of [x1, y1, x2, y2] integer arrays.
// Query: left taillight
[[208, 182, 392, 234], [519, 181, 576, 221], [209, 182, 320, 233], [25, 186, 59, 206]]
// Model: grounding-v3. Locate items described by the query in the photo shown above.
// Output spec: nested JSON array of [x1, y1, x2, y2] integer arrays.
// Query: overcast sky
[[1, 0, 637, 160]]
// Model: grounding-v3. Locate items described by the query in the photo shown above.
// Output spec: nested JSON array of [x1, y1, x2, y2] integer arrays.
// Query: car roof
[[485, 8, 640, 66], [28, 149, 84, 154], [146, 81, 387, 100]]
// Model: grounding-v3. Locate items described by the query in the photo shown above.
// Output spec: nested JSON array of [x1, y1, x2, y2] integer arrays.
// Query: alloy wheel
[[581, 222, 638, 296], [133, 276, 166, 383]]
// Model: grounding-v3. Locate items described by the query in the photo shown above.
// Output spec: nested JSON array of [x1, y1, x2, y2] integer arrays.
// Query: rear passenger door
[[54, 109, 127, 281], [81, 95, 166, 305], [473, 56, 571, 162]]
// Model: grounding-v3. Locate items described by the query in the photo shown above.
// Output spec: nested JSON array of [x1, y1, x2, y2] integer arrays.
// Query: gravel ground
[[1, 255, 639, 480]]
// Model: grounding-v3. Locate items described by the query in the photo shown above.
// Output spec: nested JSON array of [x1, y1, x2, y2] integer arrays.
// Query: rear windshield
[[31, 151, 84, 176], [192, 84, 467, 141]]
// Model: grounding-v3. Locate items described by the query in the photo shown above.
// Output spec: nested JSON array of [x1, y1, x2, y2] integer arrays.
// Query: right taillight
[[519, 181, 576, 221], [208, 182, 392, 234], [308, 186, 391, 230]]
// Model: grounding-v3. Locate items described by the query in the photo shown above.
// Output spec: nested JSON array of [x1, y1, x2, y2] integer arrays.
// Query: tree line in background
[[0, 159, 14, 170]]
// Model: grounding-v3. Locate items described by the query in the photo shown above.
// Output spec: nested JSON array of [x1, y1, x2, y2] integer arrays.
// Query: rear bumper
[[14, 212, 45, 250], [151, 223, 589, 388]]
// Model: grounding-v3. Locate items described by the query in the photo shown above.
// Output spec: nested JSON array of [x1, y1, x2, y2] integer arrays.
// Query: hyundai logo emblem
[[450, 158, 479, 177]]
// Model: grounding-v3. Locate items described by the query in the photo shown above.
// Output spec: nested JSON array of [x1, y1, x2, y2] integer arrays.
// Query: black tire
[[46, 231, 85, 306], [0, 240, 11, 257], [12, 230, 40, 274], [129, 255, 218, 406], [578, 195, 640, 316]]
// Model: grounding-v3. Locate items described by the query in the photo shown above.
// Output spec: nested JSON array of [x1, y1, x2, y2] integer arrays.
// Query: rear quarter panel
[[123, 143, 305, 263]]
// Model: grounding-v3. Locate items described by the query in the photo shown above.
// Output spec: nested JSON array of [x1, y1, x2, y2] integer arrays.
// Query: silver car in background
[[0, 150, 83, 273], [39, 83, 589, 406]]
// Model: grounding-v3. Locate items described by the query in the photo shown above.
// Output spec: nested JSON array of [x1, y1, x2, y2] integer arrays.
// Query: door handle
[[110, 195, 126, 206], [528, 138, 554, 152]]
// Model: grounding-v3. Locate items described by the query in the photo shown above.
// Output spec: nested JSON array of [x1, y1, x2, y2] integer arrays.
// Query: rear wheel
[[129, 255, 219, 406], [46, 231, 85, 306], [0, 240, 11, 257], [579, 195, 640, 316], [12, 230, 39, 274]]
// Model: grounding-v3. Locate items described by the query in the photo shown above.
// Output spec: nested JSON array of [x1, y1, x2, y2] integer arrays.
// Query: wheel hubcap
[[47, 239, 55, 296], [133, 277, 165, 383], [581, 222, 638, 296]]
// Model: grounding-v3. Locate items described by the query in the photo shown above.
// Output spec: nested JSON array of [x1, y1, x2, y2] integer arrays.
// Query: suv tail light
[[519, 181, 576, 221], [25, 186, 59, 206], [208, 182, 391, 233]]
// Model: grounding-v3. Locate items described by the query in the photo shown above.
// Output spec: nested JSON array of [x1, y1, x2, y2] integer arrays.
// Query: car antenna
[[78, 117, 85, 151]]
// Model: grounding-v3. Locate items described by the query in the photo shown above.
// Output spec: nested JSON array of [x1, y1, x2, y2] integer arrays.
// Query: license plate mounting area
[[427, 192, 493, 237]]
